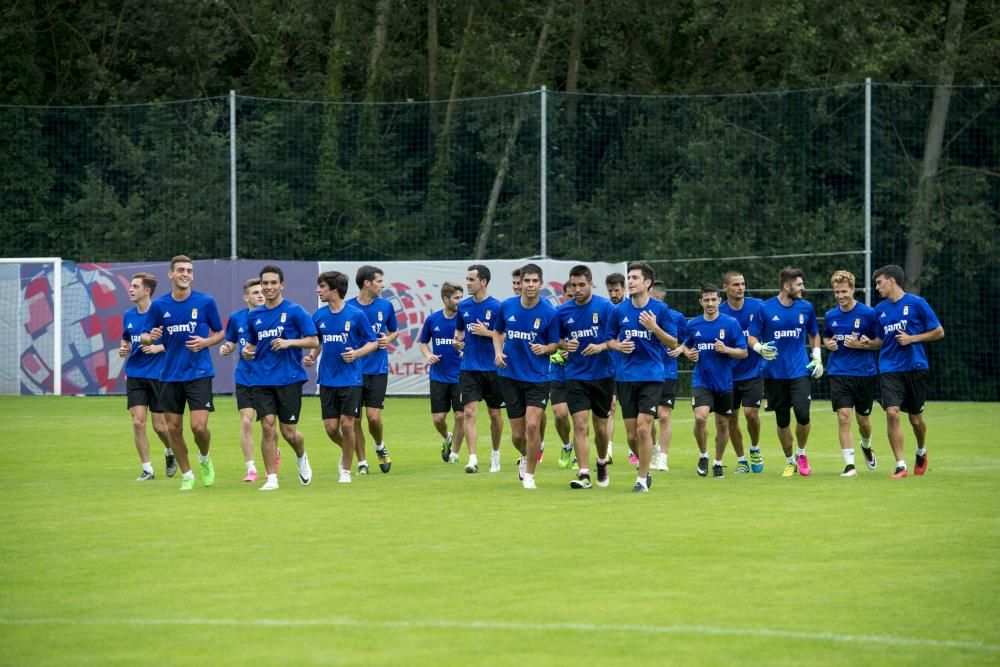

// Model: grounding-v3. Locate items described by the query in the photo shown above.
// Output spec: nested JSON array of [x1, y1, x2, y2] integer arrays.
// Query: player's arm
[[639, 310, 677, 349], [271, 334, 320, 351], [419, 341, 440, 364], [897, 325, 944, 346], [806, 333, 824, 378], [822, 335, 839, 352]]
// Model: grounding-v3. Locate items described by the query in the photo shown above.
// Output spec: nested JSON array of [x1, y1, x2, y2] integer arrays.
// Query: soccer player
[[649, 280, 688, 472], [553, 279, 575, 470], [218, 277, 266, 482], [304, 271, 379, 484], [493, 263, 560, 489], [681, 284, 748, 478], [758, 267, 823, 477], [867, 264, 944, 478], [241, 266, 319, 491], [558, 265, 616, 488], [719, 271, 774, 474], [604, 271, 626, 464], [511, 267, 522, 297], [607, 262, 678, 492], [119, 272, 174, 481], [141, 255, 224, 491], [418, 281, 466, 464], [822, 270, 880, 477], [454, 264, 505, 473], [347, 265, 399, 474]]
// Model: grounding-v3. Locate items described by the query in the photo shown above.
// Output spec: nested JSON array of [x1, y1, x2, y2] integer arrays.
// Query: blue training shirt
[[684, 313, 747, 392], [759, 297, 819, 380], [557, 295, 615, 381], [495, 297, 560, 383], [223, 309, 254, 387], [313, 304, 377, 388], [418, 309, 462, 384], [719, 297, 765, 382], [246, 300, 317, 386], [822, 302, 878, 377], [607, 297, 676, 383], [874, 293, 941, 373], [455, 295, 503, 372], [145, 290, 223, 382], [346, 296, 398, 376], [122, 307, 163, 380], [662, 309, 688, 381]]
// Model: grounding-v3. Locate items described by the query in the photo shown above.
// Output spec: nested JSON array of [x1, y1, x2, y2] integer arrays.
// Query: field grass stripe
[[1, 617, 996, 652]]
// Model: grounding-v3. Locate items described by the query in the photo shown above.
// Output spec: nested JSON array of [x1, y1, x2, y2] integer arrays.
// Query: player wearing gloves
[[759, 267, 822, 477]]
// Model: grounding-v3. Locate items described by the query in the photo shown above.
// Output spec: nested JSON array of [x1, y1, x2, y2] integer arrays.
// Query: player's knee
[[775, 410, 791, 429], [837, 410, 852, 425]]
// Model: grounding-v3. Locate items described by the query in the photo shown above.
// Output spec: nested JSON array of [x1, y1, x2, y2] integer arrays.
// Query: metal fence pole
[[230, 90, 238, 260], [540, 86, 547, 258], [864, 78, 872, 305]]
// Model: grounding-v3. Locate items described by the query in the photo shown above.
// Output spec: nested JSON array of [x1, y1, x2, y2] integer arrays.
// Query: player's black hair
[[520, 263, 543, 280], [605, 272, 625, 288], [700, 283, 721, 296], [467, 264, 491, 286], [441, 281, 463, 299], [626, 261, 655, 286], [259, 264, 284, 283], [132, 272, 158, 296], [356, 265, 384, 289], [778, 266, 804, 289], [318, 271, 349, 299], [569, 264, 592, 282], [873, 264, 904, 287]]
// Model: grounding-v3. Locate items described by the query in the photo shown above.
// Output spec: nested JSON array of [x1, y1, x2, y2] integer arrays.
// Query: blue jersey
[[759, 297, 818, 380], [661, 309, 688, 381], [246, 300, 317, 387], [122, 307, 162, 380], [418, 310, 462, 384], [495, 297, 560, 383], [685, 314, 747, 392], [456, 295, 503, 372], [313, 304, 377, 388], [223, 309, 255, 387], [607, 297, 676, 383], [346, 296, 398, 376], [145, 290, 223, 382], [719, 297, 765, 381], [822, 302, 878, 377], [875, 293, 941, 373], [557, 295, 615, 381]]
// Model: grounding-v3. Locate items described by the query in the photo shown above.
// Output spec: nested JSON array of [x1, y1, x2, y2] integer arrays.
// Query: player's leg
[[235, 384, 257, 479], [712, 409, 731, 477], [524, 403, 545, 477], [606, 394, 618, 463], [129, 403, 154, 479], [451, 385, 467, 456], [553, 395, 573, 468], [462, 400, 480, 458], [635, 412, 655, 483]]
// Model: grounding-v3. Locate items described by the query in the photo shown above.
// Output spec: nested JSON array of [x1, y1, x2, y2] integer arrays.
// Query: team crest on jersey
[[533, 318, 541, 329], [345, 321, 351, 332], [378, 311, 383, 322], [903, 306, 909, 315], [485, 310, 492, 320], [280, 312, 287, 323], [192, 308, 198, 319], [798, 313, 803, 324], [719, 329, 725, 339], [854, 318, 861, 328], [592, 312, 599, 324]]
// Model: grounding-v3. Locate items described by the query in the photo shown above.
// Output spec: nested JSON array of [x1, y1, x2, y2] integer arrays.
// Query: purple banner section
[[20, 260, 320, 396]]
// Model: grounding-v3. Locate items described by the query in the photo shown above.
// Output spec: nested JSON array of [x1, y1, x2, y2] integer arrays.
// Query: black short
[[732, 377, 764, 409], [879, 370, 929, 414], [501, 378, 550, 420], [253, 382, 304, 424], [691, 386, 734, 415], [764, 376, 811, 420], [430, 380, 463, 414], [320, 385, 363, 420], [565, 378, 615, 418], [615, 381, 660, 419], [830, 375, 877, 415], [235, 384, 255, 411], [158, 378, 214, 414], [460, 370, 505, 410], [549, 381, 568, 405], [361, 374, 388, 409], [126, 377, 162, 412], [659, 378, 678, 408]]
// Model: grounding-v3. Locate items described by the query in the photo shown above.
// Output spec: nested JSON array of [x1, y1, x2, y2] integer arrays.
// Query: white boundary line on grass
[[1, 617, 996, 652]]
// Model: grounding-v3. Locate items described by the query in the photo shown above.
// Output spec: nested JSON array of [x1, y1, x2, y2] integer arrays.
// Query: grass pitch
[[1, 396, 997, 666]]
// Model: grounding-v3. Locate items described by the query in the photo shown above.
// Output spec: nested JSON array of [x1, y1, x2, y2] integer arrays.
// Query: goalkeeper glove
[[753, 341, 778, 361], [549, 350, 567, 365], [807, 347, 824, 378]]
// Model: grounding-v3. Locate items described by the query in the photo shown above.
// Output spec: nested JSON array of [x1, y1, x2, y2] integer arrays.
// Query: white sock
[[246, 460, 256, 472], [699, 452, 709, 460], [750, 444, 760, 451], [142, 462, 154, 474], [164, 447, 173, 456], [579, 468, 590, 476], [663, 454, 669, 464], [562, 443, 572, 451], [896, 460, 907, 469], [358, 459, 367, 467], [786, 456, 795, 464], [524, 472, 534, 482], [795, 448, 806, 457], [376, 442, 386, 452], [916, 447, 927, 456], [198, 454, 210, 464], [843, 448, 855, 465], [266, 473, 277, 483], [182, 470, 194, 480], [860, 437, 872, 449], [737, 456, 747, 463], [635, 476, 647, 488], [713, 459, 722, 467], [468, 455, 478, 466]]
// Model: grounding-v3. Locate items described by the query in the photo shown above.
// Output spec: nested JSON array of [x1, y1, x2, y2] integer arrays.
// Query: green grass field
[[1, 396, 997, 666]]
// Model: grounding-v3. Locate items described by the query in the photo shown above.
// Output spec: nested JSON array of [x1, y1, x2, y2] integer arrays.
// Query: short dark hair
[[569, 264, 592, 282], [170, 255, 192, 270], [318, 271, 348, 299], [873, 264, 904, 286], [701, 283, 721, 296], [520, 263, 543, 280], [510, 267, 522, 278], [562, 280, 572, 291], [441, 281, 463, 299], [722, 271, 743, 286], [356, 265, 383, 289], [467, 264, 491, 285], [242, 277, 261, 293], [650, 282, 667, 300], [131, 272, 158, 296], [626, 261, 655, 285], [259, 264, 284, 283], [778, 266, 804, 289], [605, 272, 625, 288]]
